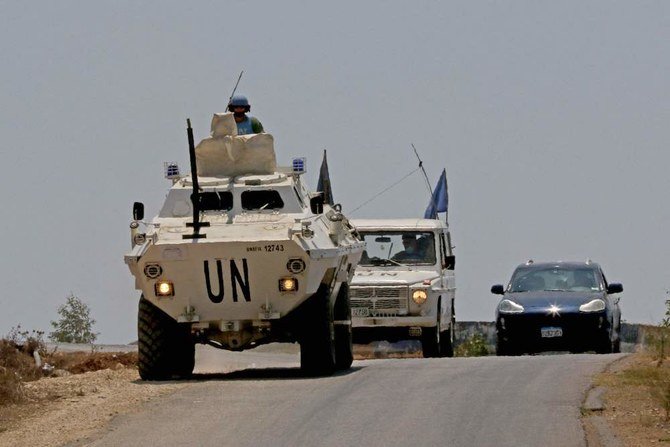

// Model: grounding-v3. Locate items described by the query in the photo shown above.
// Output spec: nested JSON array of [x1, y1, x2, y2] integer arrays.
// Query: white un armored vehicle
[[124, 112, 365, 379], [349, 219, 456, 357]]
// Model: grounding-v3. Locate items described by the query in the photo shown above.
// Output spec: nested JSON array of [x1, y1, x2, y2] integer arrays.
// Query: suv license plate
[[352, 308, 370, 318], [541, 327, 563, 338]]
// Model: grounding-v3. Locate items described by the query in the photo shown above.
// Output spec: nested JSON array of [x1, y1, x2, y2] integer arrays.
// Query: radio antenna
[[226, 70, 245, 109]]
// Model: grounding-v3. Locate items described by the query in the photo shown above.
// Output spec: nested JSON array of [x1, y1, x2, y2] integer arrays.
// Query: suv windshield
[[509, 266, 602, 292], [358, 231, 436, 266]]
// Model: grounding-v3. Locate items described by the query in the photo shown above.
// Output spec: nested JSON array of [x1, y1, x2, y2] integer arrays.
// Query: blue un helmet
[[228, 94, 250, 112]]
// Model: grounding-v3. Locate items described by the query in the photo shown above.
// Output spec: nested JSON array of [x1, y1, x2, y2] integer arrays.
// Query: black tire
[[595, 331, 614, 354], [299, 286, 336, 376], [496, 336, 518, 356], [138, 296, 195, 381], [612, 319, 622, 353], [440, 316, 455, 358], [421, 326, 440, 358], [333, 284, 353, 370]]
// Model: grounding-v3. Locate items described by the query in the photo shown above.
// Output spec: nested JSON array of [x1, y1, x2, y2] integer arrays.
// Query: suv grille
[[350, 286, 408, 315]]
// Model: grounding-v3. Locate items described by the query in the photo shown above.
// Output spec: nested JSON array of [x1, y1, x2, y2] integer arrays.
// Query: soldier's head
[[228, 95, 251, 115], [401, 234, 418, 253]]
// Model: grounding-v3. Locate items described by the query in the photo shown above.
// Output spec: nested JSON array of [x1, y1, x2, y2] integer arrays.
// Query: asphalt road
[[81, 346, 623, 447]]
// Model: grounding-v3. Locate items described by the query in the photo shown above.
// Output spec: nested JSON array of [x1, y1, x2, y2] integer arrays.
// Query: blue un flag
[[423, 168, 448, 219]]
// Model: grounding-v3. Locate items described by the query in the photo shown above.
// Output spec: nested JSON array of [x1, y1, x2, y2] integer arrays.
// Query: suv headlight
[[499, 299, 524, 314], [412, 289, 428, 305], [579, 299, 606, 313]]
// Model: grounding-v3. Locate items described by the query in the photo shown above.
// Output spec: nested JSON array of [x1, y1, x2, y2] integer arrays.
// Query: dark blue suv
[[491, 260, 623, 355]]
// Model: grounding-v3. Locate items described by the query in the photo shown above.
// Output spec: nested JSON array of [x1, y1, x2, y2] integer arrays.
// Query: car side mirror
[[491, 284, 505, 295], [133, 202, 144, 221], [445, 255, 455, 270], [607, 283, 623, 294]]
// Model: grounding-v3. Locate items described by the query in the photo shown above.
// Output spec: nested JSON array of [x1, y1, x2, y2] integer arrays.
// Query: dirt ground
[[0, 354, 187, 447], [595, 352, 670, 446]]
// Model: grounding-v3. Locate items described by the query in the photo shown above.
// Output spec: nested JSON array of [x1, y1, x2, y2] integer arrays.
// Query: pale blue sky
[[1, 1, 668, 342]]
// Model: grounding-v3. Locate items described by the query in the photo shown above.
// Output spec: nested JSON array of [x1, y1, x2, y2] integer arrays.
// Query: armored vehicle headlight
[[155, 281, 174, 297], [144, 264, 163, 279], [412, 290, 428, 305], [133, 233, 147, 245], [579, 299, 606, 313], [279, 277, 298, 292], [286, 258, 306, 274]]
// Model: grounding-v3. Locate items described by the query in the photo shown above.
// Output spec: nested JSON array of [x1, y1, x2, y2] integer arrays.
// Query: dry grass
[[0, 332, 138, 412], [597, 352, 670, 445], [0, 345, 138, 435], [0, 339, 44, 406], [44, 351, 137, 374]]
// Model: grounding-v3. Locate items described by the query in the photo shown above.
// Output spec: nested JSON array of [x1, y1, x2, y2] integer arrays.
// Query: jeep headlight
[[155, 280, 174, 297], [579, 299, 606, 313], [412, 290, 428, 305], [498, 299, 524, 314]]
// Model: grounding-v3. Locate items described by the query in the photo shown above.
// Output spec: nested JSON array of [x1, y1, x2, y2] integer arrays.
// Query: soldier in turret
[[228, 94, 264, 135]]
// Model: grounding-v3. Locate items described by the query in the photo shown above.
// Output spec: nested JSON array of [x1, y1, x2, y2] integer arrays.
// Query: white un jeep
[[349, 219, 456, 357]]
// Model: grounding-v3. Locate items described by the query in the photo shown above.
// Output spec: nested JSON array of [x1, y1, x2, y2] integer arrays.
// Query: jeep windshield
[[358, 231, 436, 266]]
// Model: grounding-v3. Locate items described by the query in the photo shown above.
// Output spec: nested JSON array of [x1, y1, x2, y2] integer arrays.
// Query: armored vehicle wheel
[[439, 316, 455, 358], [333, 284, 353, 370], [138, 296, 195, 381], [299, 286, 336, 376]]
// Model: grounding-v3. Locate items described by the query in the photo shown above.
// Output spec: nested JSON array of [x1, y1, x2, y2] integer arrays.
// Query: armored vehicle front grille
[[350, 286, 408, 315]]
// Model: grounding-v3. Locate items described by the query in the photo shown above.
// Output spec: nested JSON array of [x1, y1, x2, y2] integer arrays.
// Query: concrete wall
[[454, 321, 652, 354]]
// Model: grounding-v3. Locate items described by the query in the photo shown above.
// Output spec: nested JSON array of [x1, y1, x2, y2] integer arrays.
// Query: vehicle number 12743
[[264, 244, 284, 252]]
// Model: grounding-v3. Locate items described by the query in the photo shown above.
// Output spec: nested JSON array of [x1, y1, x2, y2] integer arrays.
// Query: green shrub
[[49, 294, 98, 344], [455, 333, 490, 357]]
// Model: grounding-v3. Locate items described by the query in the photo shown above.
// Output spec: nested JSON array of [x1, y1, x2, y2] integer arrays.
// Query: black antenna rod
[[226, 70, 244, 110], [411, 144, 434, 197], [184, 118, 208, 239], [412, 143, 444, 221]]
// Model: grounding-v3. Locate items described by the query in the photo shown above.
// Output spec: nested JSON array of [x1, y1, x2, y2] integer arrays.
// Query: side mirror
[[310, 193, 324, 214], [133, 202, 145, 221], [491, 284, 505, 295], [445, 255, 455, 270], [607, 283, 623, 294]]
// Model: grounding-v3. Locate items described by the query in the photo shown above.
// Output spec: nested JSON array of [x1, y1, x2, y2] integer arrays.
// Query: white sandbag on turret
[[210, 112, 238, 137], [195, 133, 277, 177]]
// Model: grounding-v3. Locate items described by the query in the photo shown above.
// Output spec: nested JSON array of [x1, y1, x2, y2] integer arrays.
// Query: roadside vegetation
[[1, 325, 137, 404], [454, 333, 490, 357], [49, 293, 99, 343], [595, 299, 670, 445], [0, 295, 135, 431]]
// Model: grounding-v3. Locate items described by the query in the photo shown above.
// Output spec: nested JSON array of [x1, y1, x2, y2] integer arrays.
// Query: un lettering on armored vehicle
[[124, 112, 364, 379], [350, 219, 455, 357]]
